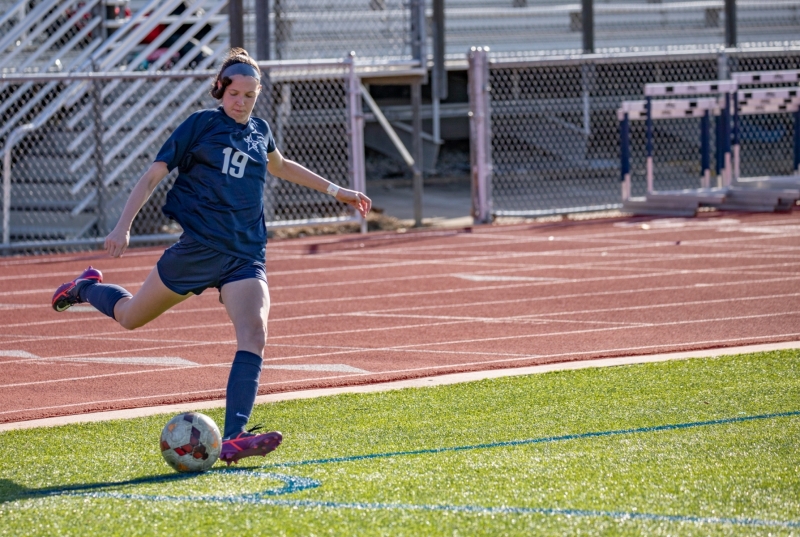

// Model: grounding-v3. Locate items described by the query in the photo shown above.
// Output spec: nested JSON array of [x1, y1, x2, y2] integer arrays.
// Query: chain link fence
[[1, 59, 365, 254], [469, 45, 800, 219]]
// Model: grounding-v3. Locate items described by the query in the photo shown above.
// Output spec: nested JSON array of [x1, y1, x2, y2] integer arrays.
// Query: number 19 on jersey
[[221, 147, 247, 178]]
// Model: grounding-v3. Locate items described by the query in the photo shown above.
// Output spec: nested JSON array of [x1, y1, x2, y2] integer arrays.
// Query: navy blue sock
[[223, 350, 263, 439], [77, 281, 132, 320]]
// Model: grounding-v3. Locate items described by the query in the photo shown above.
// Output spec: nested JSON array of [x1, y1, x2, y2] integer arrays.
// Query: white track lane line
[[8, 253, 798, 301], [3, 336, 800, 426], [3, 218, 796, 386], [1, 215, 796, 271], [2, 275, 799, 348], [351, 291, 800, 323], [4, 229, 800, 297], [0, 342, 546, 390], [0, 264, 155, 282], [2, 309, 799, 388], [5, 254, 799, 307]]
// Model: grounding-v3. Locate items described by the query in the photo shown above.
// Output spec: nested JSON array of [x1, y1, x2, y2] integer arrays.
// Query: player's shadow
[[0, 473, 195, 504]]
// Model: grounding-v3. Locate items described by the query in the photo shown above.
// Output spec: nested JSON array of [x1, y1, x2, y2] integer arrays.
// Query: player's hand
[[104, 227, 130, 258], [336, 188, 372, 218]]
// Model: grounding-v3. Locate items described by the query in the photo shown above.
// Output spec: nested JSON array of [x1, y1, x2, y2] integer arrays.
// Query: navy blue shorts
[[156, 234, 267, 296]]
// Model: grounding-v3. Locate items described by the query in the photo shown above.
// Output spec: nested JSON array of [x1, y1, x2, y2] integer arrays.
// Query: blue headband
[[220, 62, 261, 81]]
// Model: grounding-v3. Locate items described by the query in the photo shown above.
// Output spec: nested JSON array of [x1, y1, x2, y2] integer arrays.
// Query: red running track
[[2, 211, 799, 424]]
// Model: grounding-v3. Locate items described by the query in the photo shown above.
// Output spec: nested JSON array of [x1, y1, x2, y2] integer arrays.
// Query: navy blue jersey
[[156, 107, 277, 261]]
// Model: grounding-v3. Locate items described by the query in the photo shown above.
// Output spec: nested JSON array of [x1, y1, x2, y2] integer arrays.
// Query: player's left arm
[[266, 148, 371, 218]]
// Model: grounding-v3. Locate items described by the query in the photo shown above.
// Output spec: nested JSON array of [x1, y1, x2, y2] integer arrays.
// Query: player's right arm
[[104, 161, 170, 258]]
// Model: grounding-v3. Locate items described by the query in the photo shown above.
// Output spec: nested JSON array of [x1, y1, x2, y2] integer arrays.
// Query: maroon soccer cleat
[[51, 266, 103, 312], [220, 429, 283, 466]]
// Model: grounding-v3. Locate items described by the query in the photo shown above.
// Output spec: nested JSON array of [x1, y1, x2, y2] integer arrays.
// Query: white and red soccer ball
[[160, 412, 222, 473]]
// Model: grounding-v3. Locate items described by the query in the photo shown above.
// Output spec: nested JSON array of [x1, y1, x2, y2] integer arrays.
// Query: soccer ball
[[160, 412, 222, 473]]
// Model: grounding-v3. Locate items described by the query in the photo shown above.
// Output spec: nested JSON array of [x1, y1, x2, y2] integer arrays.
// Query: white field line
[[3, 333, 800, 421], [1, 309, 798, 389]]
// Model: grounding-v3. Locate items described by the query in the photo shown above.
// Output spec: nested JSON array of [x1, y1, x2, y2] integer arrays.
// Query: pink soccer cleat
[[220, 428, 282, 466], [51, 266, 103, 312]]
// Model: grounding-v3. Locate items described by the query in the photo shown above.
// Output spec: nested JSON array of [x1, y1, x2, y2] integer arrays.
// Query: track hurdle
[[619, 72, 800, 215], [643, 79, 738, 190], [618, 97, 719, 200], [731, 70, 800, 182]]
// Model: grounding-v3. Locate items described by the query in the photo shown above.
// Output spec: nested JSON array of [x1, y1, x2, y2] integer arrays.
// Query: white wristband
[[326, 183, 340, 197]]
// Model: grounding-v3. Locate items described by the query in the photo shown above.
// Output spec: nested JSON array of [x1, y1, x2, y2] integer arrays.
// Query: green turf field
[[1, 350, 799, 536]]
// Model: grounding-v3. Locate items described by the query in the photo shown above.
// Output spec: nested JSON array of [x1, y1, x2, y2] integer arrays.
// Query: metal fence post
[[411, 0, 427, 227], [645, 96, 654, 193], [619, 110, 630, 200], [411, 79, 424, 227], [582, 0, 594, 54], [701, 110, 711, 188], [722, 91, 732, 186], [255, 0, 270, 62], [229, 0, 244, 48], [468, 47, 491, 224], [432, 0, 446, 144], [725, 0, 737, 48], [347, 53, 367, 233], [717, 49, 730, 80], [732, 90, 740, 182], [92, 62, 106, 236], [410, 0, 426, 65]]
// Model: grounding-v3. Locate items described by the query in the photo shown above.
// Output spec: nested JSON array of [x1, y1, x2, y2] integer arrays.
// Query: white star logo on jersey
[[244, 132, 265, 153]]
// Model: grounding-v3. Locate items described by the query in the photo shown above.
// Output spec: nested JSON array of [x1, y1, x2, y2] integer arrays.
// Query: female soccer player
[[51, 48, 371, 465]]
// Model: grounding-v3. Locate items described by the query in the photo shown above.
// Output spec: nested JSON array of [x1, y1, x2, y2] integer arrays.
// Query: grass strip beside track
[[1, 350, 799, 536]]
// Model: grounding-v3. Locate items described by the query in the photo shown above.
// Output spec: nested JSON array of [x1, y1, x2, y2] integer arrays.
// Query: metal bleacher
[[1, 0, 229, 242]]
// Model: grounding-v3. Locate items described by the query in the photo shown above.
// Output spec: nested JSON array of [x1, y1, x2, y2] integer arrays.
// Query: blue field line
[[22, 410, 800, 529], [71, 491, 800, 529], [267, 409, 800, 469]]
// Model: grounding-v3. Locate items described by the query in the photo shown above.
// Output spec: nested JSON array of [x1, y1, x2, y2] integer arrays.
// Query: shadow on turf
[[0, 469, 319, 505], [0, 473, 197, 504]]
